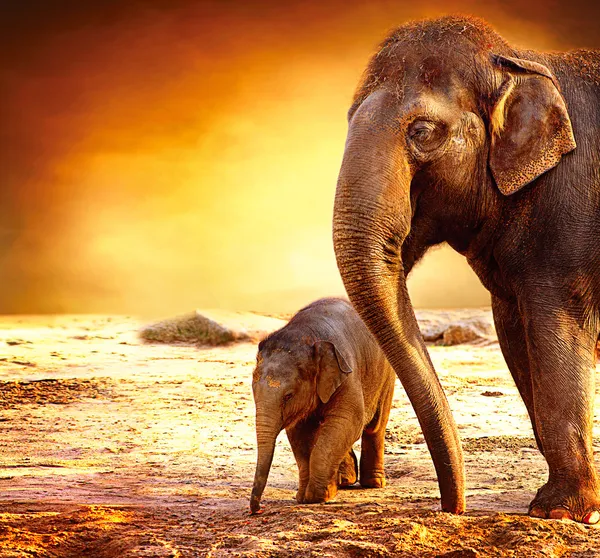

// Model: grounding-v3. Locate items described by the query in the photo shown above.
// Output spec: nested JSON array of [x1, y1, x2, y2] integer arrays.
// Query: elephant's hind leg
[[360, 383, 393, 488], [338, 448, 358, 487], [359, 427, 387, 488], [492, 296, 544, 454]]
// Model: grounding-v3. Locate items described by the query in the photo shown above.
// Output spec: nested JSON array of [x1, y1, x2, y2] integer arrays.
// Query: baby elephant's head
[[249, 335, 352, 513]]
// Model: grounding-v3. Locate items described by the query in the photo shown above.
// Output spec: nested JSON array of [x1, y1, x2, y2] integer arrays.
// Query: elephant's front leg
[[523, 298, 600, 524], [303, 410, 362, 504], [286, 418, 319, 504]]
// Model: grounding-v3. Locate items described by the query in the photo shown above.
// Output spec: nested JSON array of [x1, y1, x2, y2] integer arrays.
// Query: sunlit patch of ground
[[0, 314, 598, 556]]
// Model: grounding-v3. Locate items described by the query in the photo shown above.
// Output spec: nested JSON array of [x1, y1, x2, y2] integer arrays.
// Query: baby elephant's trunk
[[250, 412, 282, 513]]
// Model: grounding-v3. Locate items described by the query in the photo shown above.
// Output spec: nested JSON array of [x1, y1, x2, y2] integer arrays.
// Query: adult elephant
[[333, 15, 600, 524]]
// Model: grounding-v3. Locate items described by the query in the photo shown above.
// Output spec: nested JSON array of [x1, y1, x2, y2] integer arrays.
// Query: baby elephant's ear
[[313, 340, 352, 404], [488, 54, 576, 195]]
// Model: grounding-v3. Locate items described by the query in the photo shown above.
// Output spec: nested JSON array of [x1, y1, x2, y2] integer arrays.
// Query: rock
[[440, 319, 494, 345], [140, 312, 238, 345], [415, 309, 497, 346], [140, 310, 287, 346], [415, 310, 454, 342]]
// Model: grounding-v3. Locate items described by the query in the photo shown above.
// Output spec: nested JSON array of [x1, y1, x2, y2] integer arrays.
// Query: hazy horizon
[[2, 0, 598, 315]]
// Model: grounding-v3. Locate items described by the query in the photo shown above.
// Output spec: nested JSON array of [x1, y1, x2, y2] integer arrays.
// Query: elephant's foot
[[359, 461, 386, 488], [360, 475, 386, 488], [529, 479, 600, 524], [303, 478, 338, 504], [338, 449, 358, 487], [295, 484, 306, 503]]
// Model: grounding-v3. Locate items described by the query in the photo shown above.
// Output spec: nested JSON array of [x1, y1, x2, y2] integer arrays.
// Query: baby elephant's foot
[[338, 449, 358, 487], [303, 479, 338, 504], [360, 475, 386, 489], [529, 479, 600, 524]]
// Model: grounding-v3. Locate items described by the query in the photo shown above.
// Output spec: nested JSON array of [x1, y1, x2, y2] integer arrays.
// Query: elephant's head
[[249, 335, 352, 513], [332, 16, 575, 514]]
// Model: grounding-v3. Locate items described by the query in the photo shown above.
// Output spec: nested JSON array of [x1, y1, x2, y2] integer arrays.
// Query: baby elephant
[[250, 298, 395, 513]]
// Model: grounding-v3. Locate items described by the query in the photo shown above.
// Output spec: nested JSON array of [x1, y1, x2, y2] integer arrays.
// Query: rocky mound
[[140, 310, 286, 346], [141, 307, 498, 347], [416, 309, 497, 346]]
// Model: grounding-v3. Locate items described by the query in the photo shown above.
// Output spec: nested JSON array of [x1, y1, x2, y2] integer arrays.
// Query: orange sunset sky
[[2, 0, 599, 316]]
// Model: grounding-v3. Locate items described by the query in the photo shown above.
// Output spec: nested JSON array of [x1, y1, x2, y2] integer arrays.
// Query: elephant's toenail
[[549, 508, 571, 520], [529, 507, 547, 519], [583, 511, 600, 525]]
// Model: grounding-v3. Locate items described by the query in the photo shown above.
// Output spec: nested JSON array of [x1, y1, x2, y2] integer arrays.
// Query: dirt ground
[[0, 314, 599, 557]]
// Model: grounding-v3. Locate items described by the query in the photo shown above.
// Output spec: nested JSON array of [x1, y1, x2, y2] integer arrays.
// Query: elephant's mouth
[[281, 395, 317, 431]]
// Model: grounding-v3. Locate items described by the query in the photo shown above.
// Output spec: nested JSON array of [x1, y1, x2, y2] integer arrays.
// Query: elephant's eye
[[407, 119, 447, 155], [408, 120, 435, 142], [283, 392, 294, 404]]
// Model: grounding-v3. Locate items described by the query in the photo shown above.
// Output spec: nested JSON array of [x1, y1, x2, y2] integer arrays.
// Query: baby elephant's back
[[296, 298, 395, 417]]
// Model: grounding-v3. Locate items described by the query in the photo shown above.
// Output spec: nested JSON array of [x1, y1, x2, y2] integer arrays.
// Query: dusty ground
[[0, 313, 599, 557]]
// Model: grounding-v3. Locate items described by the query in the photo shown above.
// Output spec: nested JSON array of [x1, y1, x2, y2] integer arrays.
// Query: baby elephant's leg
[[360, 385, 393, 488], [286, 418, 319, 503], [360, 429, 385, 488], [360, 429, 386, 488], [338, 448, 358, 487], [303, 415, 362, 504]]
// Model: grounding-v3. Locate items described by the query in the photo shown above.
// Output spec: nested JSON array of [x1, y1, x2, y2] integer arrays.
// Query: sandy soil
[[0, 314, 599, 557]]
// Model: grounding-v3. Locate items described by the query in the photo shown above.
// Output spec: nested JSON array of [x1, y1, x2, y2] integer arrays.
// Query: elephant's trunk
[[250, 409, 282, 514], [333, 91, 465, 513]]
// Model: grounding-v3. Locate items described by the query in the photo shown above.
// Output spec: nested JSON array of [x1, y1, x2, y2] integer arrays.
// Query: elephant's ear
[[313, 340, 352, 404], [488, 54, 576, 195]]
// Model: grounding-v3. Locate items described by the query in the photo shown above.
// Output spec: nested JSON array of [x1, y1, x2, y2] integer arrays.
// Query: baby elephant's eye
[[283, 392, 294, 403]]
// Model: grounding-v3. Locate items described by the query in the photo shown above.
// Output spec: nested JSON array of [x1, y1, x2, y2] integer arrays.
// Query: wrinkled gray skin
[[333, 15, 600, 523], [250, 298, 395, 513]]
